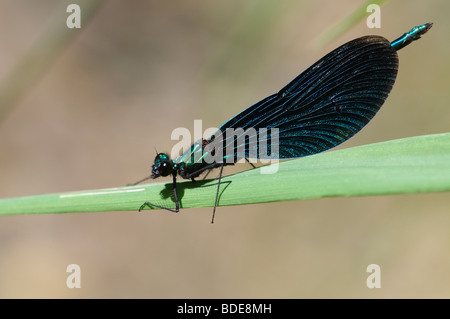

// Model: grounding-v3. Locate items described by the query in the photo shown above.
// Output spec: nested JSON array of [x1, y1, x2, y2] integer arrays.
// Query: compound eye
[[151, 153, 172, 178], [157, 161, 173, 177]]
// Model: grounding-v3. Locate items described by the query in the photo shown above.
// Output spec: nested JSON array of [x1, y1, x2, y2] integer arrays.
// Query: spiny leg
[[202, 169, 212, 180], [128, 175, 152, 186], [139, 173, 180, 213], [211, 164, 225, 224], [245, 158, 256, 169]]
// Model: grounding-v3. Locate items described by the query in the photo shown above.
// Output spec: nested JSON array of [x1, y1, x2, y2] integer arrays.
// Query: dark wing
[[216, 35, 399, 161]]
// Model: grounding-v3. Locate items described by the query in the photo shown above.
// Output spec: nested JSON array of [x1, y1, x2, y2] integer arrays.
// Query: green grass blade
[[0, 133, 449, 216]]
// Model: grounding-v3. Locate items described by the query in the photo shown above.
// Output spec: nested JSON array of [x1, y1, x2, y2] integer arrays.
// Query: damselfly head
[[151, 153, 173, 178]]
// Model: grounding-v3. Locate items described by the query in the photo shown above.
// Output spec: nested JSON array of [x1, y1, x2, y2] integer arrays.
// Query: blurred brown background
[[0, 0, 448, 298]]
